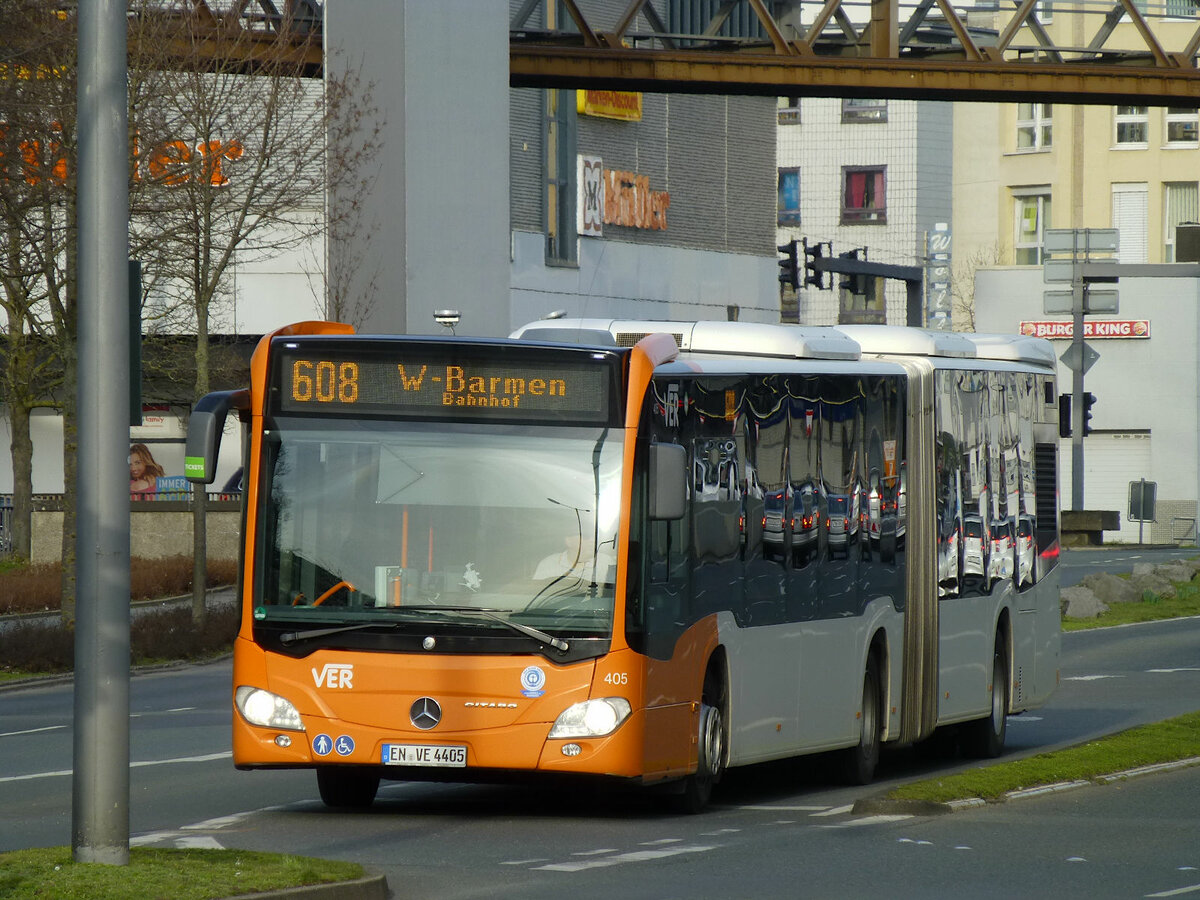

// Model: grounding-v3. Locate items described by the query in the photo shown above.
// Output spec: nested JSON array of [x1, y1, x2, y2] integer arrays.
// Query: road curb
[[852, 755, 1200, 816], [224, 873, 389, 900]]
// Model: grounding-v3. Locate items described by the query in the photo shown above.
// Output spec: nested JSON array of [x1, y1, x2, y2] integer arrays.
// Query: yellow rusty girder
[[508, 44, 1200, 105], [509, 0, 1200, 104]]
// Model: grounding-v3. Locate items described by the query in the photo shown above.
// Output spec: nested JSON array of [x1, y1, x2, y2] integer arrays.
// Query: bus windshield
[[255, 419, 624, 641]]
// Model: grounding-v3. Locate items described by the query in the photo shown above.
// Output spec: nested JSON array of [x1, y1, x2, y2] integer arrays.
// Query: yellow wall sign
[[577, 90, 642, 121]]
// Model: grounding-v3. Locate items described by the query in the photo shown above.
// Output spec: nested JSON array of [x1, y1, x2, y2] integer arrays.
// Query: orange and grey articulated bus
[[185, 319, 1061, 812]]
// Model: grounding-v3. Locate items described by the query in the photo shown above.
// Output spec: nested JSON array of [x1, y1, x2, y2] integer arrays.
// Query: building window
[[1013, 191, 1052, 265], [1112, 183, 1148, 263], [778, 97, 801, 125], [838, 275, 885, 325], [1115, 106, 1148, 145], [1164, 183, 1199, 261], [841, 99, 887, 123], [1165, 108, 1199, 145], [1016, 103, 1052, 150], [842, 166, 886, 224], [1165, 0, 1196, 17], [778, 168, 801, 225]]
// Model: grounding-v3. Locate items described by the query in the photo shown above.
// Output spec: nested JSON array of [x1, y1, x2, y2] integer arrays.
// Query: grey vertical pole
[[1071, 271, 1085, 512], [73, 0, 131, 866], [906, 278, 923, 327]]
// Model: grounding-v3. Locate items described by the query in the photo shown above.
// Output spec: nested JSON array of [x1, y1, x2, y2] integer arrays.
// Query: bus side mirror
[[185, 389, 249, 484], [649, 443, 686, 520]]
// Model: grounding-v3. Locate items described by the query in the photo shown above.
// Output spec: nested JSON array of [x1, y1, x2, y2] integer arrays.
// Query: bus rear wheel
[[841, 653, 882, 785], [961, 642, 1008, 759], [317, 767, 380, 808]]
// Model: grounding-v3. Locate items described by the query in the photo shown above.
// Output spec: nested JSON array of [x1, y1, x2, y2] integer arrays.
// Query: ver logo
[[312, 663, 354, 689]]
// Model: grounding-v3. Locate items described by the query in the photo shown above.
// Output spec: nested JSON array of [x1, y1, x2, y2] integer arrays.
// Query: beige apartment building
[[955, 13, 1200, 274], [956, 10, 1200, 542]]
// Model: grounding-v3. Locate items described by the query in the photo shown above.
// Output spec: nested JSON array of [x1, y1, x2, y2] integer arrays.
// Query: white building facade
[[776, 96, 953, 327]]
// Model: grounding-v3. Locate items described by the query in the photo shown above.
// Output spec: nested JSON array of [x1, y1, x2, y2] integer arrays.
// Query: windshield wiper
[[277, 605, 568, 652], [412, 605, 569, 652]]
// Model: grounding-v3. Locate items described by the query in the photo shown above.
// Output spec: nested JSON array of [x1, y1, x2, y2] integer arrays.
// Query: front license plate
[[381, 743, 467, 768]]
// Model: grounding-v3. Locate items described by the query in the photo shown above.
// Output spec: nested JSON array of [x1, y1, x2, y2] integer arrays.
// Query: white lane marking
[[1147, 668, 1200, 674], [175, 835, 225, 850], [1064, 675, 1123, 681], [571, 849, 619, 857], [700, 828, 741, 836], [167, 707, 197, 712], [822, 815, 913, 829], [811, 805, 853, 817], [131, 831, 182, 846], [1147, 884, 1200, 898], [181, 813, 252, 831], [535, 844, 714, 872], [739, 804, 833, 812], [1008, 716, 1043, 723], [501, 859, 549, 866], [639, 838, 682, 846], [131, 752, 232, 769], [0, 725, 66, 738], [0, 750, 231, 783]]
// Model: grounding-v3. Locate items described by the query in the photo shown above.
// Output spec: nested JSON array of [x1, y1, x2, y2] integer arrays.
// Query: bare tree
[[951, 242, 1007, 332], [127, 3, 383, 623], [0, 2, 76, 604], [323, 58, 384, 327]]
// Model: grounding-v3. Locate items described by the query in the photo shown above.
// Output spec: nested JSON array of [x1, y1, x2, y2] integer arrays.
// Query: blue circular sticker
[[520, 665, 546, 697], [312, 733, 334, 756], [334, 735, 355, 756]]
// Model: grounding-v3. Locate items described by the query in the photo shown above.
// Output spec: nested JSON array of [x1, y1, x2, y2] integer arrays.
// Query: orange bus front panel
[[233, 644, 648, 777]]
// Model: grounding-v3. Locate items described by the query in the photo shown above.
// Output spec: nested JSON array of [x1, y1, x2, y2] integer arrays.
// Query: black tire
[[672, 671, 727, 814], [961, 641, 1009, 759], [841, 652, 883, 785], [317, 767, 380, 809]]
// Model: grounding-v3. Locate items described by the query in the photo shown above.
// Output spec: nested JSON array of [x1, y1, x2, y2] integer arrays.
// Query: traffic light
[[777, 240, 799, 289], [1059, 393, 1071, 438], [837, 248, 858, 292], [837, 248, 872, 295], [803, 238, 825, 289], [1082, 391, 1097, 435]]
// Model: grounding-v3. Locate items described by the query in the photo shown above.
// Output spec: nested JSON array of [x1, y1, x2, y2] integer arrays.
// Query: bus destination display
[[276, 350, 613, 423]]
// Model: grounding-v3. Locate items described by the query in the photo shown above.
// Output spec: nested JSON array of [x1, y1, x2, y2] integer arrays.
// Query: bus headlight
[[235, 685, 305, 731], [548, 697, 631, 738]]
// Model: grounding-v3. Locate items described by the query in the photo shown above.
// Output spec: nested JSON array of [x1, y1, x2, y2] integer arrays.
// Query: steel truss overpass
[[148, 0, 1200, 103]]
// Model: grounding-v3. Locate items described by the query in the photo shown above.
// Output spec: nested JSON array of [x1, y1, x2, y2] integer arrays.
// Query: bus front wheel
[[317, 767, 380, 809], [672, 671, 727, 814]]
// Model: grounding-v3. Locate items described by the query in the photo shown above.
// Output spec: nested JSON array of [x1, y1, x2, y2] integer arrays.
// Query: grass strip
[[887, 711, 1200, 804], [0, 847, 365, 900]]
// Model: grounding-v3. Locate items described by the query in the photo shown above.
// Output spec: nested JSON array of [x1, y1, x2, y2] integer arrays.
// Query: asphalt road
[[3, 555, 1199, 898]]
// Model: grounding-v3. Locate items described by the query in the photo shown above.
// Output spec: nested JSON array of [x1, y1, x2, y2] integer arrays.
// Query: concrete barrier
[[28, 498, 241, 564]]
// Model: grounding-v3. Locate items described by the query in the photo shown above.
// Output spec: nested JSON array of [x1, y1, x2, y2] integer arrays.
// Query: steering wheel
[[293, 580, 356, 606]]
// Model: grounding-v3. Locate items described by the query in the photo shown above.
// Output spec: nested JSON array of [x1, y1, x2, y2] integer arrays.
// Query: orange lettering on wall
[[197, 140, 243, 186], [602, 168, 669, 231], [9, 122, 68, 187], [147, 140, 193, 186]]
